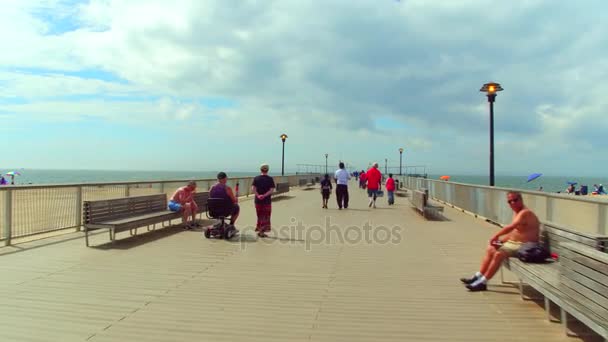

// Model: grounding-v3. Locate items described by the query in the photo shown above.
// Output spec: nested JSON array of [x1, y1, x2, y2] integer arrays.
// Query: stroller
[[204, 198, 238, 239]]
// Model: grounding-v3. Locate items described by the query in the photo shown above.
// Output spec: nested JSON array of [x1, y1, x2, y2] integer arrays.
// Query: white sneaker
[[373, 203, 376, 208], [368, 199, 373, 207]]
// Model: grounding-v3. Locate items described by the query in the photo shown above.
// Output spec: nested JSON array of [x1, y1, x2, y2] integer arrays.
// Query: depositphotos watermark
[[238, 216, 402, 251]]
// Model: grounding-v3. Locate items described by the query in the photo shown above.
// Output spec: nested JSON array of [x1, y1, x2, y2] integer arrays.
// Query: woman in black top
[[251, 164, 276, 238], [320, 173, 332, 208]]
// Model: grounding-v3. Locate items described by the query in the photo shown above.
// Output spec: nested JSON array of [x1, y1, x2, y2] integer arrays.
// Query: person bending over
[[168, 181, 199, 229]]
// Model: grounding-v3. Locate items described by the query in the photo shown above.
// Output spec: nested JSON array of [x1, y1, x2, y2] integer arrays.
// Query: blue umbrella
[[527, 173, 542, 183], [566, 181, 577, 185]]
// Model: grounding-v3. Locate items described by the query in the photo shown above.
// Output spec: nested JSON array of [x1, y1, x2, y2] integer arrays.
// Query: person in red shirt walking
[[365, 162, 382, 208], [385, 173, 396, 205], [359, 170, 367, 189]]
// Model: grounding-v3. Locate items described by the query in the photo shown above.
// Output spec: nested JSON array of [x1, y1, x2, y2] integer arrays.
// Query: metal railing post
[[125, 184, 130, 197], [597, 203, 606, 235], [75, 186, 82, 232], [3, 190, 12, 246]]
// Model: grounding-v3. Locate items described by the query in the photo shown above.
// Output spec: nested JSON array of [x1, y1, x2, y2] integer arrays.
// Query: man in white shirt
[[334, 162, 351, 209]]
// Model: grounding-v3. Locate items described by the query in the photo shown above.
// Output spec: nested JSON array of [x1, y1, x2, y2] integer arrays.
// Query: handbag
[[517, 242, 550, 263]]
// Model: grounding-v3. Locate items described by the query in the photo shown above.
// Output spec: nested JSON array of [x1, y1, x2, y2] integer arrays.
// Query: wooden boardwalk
[[0, 183, 602, 341]]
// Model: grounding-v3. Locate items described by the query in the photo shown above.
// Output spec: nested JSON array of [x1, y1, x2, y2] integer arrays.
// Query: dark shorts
[[367, 189, 379, 197], [322, 189, 331, 199]]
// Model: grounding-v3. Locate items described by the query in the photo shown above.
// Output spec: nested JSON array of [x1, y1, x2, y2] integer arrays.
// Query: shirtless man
[[461, 191, 540, 291], [168, 181, 199, 229]]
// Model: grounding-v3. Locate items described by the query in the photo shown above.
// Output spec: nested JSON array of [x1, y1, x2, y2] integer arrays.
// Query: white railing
[[0, 174, 319, 245], [398, 176, 608, 235]]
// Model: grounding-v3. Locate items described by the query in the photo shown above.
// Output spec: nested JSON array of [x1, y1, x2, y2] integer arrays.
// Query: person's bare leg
[[181, 209, 188, 225], [183, 204, 193, 226], [230, 213, 240, 225], [479, 245, 497, 274], [483, 251, 508, 280]]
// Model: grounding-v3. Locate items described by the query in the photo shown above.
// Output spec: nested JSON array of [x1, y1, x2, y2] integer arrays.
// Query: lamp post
[[385, 158, 388, 175], [325, 154, 328, 174], [280, 133, 288, 176], [480, 82, 504, 187], [398, 148, 404, 175]]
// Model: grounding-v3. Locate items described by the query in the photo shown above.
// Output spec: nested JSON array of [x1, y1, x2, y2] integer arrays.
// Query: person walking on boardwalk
[[386, 173, 396, 205], [460, 191, 540, 291], [365, 162, 382, 208], [334, 162, 351, 209], [359, 170, 367, 189], [252, 163, 276, 238], [320, 173, 333, 209]]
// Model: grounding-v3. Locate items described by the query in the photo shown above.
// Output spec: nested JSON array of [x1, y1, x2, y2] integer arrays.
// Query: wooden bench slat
[[560, 269, 608, 312], [561, 249, 608, 277]]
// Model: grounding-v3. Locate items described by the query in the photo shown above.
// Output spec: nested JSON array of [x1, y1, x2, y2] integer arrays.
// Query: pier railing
[[0, 174, 318, 246], [400, 176, 608, 235]]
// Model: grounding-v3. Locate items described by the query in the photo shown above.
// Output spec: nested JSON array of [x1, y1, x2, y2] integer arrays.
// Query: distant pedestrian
[[365, 163, 382, 208], [320, 174, 332, 209], [252, 164, 276, 238], [359, 170, 367, 189], [334, 162, 351, 209], [0, 176, 7, 186], [386, 173, 396, 205]]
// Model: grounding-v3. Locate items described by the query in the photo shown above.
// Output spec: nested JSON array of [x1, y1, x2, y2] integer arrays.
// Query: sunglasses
[[507, 198, 520, 204]]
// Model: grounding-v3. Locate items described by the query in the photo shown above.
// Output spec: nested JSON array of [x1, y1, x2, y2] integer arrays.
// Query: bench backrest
[[559, 242, 608, 321], [84, 194, 167, 224], [192, 192, 210, 213], [543, 221, 607, 254], [412, 190, 428, 209], [275, 182, 290, 194]]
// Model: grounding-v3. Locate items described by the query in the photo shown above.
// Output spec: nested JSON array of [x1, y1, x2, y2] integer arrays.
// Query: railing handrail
[[0, 175, 282, 190]]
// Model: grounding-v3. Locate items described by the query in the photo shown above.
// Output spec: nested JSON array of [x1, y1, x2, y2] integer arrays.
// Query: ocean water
[[2, 169, 606, 193], [0, 169, 264, 185], [428, 174, 608, 193]]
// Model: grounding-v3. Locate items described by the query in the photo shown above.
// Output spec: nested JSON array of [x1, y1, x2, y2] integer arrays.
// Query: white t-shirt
[[334, 169, 351, 185]]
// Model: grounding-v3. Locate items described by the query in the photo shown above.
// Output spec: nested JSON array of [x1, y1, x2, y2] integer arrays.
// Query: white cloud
[[1, 0, 608, 174]]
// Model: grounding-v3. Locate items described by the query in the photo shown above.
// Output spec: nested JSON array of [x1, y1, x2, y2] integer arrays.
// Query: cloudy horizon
[[1, 1, 607, 177]]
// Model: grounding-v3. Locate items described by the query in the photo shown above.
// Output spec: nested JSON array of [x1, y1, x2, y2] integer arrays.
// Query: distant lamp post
[[480, 82, 504, 187], [385, 158, 388, 175], [280, 133, 288, 176], [398, 148, 404, 175], [325, 153, 328, 174]]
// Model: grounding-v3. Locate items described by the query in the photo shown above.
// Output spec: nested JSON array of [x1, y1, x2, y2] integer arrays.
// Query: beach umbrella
[[4, 171, 21, 185], [527, 173, 542, 183], [440, 175, 450, 181], [566, 181, 577, 185]]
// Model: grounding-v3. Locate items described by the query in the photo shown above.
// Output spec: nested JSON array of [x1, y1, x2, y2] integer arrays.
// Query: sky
[[1, 0, 607, 176]]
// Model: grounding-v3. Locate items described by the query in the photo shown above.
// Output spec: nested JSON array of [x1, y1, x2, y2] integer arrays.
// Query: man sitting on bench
[[168, 180, 199, 229], [460, 191, 540, 291], [209, 172, 240, 226]]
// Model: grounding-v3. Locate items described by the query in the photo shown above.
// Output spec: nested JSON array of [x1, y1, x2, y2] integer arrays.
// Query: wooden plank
[[562, 242, 608, 263], [560, 258, 608, 290], [544, 221, 603, 240], [558, 277, 608, 322], [561, 249, 608, 277], [546, 232, 597, 249], [560, 269, 608, 311]]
